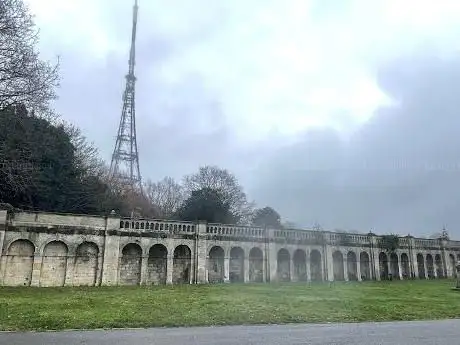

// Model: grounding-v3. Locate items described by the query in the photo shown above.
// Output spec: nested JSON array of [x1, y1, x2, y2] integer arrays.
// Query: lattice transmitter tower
[[109, 0, 142, 192]]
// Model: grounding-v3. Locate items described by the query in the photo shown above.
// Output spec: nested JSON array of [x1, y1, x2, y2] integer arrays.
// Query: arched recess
[[249, 247, 264, 282], [208, 246, 224, 283], [293, 249, 307, 282], [310, 250, 322, 281], [389, 253, 400, 279], [119, 243, 142, 285], [332, 251, 344, 281], [277, 248, 291, 282], [379, 252, 389, 280], [173, 245, 191, 284], [73, 242, 99, 286], [449, 254, 456, 278], [40, 241, 68, 287], [435, 254, 443, 278], [359, 252, 371, 280], [229, 247, 244, 283], [400, 253, 410, 279], [426, 254, 434, 278], [4, 239, 35, 286], [147, 244, 167, 285], [347, 251, 358, 281], [417, 253, 426, 279]]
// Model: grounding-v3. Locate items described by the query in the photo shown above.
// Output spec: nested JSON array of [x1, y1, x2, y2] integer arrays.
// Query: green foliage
[[379, 234, 400, 253], [252, 206, 282, 228], [0, 106, 123, 214], [175, 187, 236, 223]]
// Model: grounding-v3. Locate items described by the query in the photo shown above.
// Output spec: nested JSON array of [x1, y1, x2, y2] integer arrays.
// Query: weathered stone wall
[[0, 210, 459, 287]]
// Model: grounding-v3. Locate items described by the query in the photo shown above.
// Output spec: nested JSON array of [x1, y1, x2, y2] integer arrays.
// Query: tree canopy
[[252, 206, 282, 228], [175, 187, 235, 224]]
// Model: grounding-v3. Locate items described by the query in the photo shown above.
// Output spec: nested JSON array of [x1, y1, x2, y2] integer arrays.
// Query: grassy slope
[[0, 280, 459, 331]]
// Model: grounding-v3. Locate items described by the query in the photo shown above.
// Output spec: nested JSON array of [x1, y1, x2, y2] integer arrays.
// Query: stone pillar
[[101, 216, 122, 286], [0, 210, 7, 285], [408, 237, 417, 279], [166, 254, 173, 284], [306, 250, 311, 282], [244, 254, 250, 283], [195, 221, 208, 284], [356, 257, 362, 281], [289, 257, 295, 282], [370, 236, 381, 281], [223, 255, 230, 283], [325, 244, 334, 281], [140, 254, 148, 285], [64, 256, 74, 286], [343, 254, 349, 281], [267, 229, 278, 282], [30, 254, 42, 287], [424, 256, 429, 279], [398, 258, 403, 280]]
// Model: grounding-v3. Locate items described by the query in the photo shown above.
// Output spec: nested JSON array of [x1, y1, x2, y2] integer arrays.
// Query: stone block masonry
[[0, 210, 459, 287]]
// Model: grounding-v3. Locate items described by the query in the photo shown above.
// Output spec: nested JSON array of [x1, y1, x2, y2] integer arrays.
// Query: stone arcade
[[0, 210, 459, 287]]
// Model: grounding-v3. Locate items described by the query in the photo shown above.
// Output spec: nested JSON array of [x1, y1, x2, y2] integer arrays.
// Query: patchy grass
[[0, 280, 459, 331]]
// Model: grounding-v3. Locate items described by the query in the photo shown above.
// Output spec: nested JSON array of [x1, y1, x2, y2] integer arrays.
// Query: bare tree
[[0, 0, 59, 114], [144, 177, 184, 219], [182, 165, 254, 224]]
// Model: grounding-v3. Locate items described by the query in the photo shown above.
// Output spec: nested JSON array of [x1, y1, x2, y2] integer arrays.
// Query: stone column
[[0, 210, 7, 285], [195, 221, 208, 284], [166, 254, 173, 284], [356, 257, 362, 281], [290, 257, 295, 282], [398, 257, 403, 280], [101, 215, 122, 286], [223, 255, 230, 283], [325, 244, 334, 281], [140, 254, 148, 285], [306, 250, 311, 282], [64, 256, 74, 286], [30, 253, 42, 287], [244, 254, 250, 283], [343, 254, 349, 281]]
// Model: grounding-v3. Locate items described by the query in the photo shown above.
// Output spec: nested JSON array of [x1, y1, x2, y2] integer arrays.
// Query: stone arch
[[435, 254, 443, 278], [249, 247, 264, 282], [208, 246, 224, 283], [4, 239, 35, 286], [359, 252, 371, 280], [73, 242, 99, 286], [332, 251, 344, 281], [449, 254, 456, 278], [400, 253, 410, 279], [417, 253, 426, 279], [310, 249, 322, 281], [389, 253, 399, 279], [347, 251, 358, 281], [379, 252, 389, 280], [173, 245, 191, 284], [229, 247, 244, 283], [147, 244, 167, 285], [293, 249, 307, 282], [119, 243, 142, 285], [426, 254, 434, 278], [40, 241, 68, 287], [277, 248, 291, 282]]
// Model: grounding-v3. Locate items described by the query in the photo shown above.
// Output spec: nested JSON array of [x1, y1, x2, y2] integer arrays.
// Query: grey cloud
[[250, 50, 460, 237]]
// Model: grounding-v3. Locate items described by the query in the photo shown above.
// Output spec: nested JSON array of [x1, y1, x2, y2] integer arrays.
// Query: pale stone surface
[[0, 210, 459, 287]]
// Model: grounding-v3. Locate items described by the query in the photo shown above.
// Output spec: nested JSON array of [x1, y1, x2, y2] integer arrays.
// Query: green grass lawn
[[0, 279, 459, 331]]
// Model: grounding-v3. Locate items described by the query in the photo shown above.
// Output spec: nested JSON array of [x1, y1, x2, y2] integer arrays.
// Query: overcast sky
[[26, 0, 460, 236]]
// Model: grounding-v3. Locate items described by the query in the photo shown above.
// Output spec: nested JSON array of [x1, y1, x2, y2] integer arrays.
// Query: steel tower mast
[[109, 0, 142, 192]]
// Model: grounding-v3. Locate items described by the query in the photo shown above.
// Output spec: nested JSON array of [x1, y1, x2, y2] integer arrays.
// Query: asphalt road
[[1, 320, 459, 345]]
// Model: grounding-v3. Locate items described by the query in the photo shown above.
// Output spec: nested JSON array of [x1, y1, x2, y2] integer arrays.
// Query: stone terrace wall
[[0, 210, 459, 287]]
